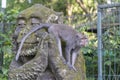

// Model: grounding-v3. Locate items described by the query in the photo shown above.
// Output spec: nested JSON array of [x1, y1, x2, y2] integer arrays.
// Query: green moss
[[18, 4, 57, 22]]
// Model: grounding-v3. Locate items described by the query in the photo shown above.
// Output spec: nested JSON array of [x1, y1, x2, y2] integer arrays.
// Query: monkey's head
[[76, 33, 88, 47]]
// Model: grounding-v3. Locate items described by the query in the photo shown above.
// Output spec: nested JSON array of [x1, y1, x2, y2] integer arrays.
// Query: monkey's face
[[76, 33, 88, 47], [80, 36, 88, 46]]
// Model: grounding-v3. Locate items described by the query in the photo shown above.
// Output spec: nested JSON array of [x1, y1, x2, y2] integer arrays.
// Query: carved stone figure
[[8, 4, 86, 80]]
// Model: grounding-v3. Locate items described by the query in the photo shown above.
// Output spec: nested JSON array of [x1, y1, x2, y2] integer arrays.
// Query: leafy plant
[[0, 5, 20, 79]]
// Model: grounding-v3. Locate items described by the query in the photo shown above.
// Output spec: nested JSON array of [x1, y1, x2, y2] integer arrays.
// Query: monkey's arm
[[71, 51, 78, 71], [57, 37, 62, 57], [65, 43, 78, 71], [71, 47, 81, 71], [55, 35, 66, 64], [65, 45, 71, 66]]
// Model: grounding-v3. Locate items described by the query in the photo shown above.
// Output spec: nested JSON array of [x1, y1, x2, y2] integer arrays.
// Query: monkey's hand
[[60, 57, 66, 64]]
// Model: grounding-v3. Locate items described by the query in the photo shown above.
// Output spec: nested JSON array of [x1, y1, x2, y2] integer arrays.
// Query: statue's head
[[16, 4, 63, 43]]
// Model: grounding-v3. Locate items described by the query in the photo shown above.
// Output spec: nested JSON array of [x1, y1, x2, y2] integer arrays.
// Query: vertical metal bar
[[28, 0, 32, 3], [0, 7, 5, 74], [97, 8, 102, 80], [0, 22, 3, 74]]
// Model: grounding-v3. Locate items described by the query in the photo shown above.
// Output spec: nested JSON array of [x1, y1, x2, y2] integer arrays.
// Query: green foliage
[[0, 9, 18, 78], [6, 8, 19, 23], [0, 73, 7, 80], [0, 31, 14, 79], [0, 12, 4, 22], [101, 25, 120, 75]]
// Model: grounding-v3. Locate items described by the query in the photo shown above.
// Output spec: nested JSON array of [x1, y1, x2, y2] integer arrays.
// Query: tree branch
[[76, 0, 88, 14], [76, 0, 92, 21]]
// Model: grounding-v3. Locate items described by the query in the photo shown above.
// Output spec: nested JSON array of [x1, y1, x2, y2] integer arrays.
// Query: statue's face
[[15, 15, 42, 57], [17, 17, 40, 28], [16, 16, 41, 43]]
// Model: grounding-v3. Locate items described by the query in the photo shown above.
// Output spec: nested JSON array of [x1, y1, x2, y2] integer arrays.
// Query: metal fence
[[97, 3, 120, 80], [75, 3, 120, 80]]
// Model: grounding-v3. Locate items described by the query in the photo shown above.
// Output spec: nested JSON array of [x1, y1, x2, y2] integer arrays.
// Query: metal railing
[[97, 3, 120, 80]]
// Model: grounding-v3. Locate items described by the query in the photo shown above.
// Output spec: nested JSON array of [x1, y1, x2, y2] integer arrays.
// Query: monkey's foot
[[71, 66, 77, 72], [67, 63, 77, 72], [60, 57, 66, 64], [67, 63, 73, 69]]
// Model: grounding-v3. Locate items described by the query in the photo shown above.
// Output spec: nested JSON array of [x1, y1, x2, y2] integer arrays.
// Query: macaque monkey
[[46, 14, 58, 23], [16, 23, 88, 71]]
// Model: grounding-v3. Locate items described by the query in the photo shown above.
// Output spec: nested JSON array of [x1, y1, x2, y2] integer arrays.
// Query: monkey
[[46, 12, 63, 24], [15, 23, 88, 71], [46, 14, 58, 23]]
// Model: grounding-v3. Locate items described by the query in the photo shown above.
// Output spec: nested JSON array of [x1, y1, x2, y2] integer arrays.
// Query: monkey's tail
[[15, 23, 51, 61], [15, 24, 40, 61], [16, 24, 42, 61]]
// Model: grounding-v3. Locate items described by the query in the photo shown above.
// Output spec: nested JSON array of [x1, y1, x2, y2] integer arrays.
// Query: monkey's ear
[[76, 33, 82, 38], [75, 33, 81, 39], [77, 33, 85, 37]]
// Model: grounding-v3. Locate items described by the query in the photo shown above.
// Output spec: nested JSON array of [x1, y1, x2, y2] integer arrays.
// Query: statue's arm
[[9, 38, 48, 80], [9, 50, 48, 80]]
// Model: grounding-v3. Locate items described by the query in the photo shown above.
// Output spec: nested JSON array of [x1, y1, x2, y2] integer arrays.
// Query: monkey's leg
[[65, 46, 72, 68], [56, 36, 66, 64], [71, 52, 77, 71]]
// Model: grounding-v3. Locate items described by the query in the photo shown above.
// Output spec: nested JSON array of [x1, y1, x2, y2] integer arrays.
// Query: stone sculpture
[[8, 4, 86, 80]]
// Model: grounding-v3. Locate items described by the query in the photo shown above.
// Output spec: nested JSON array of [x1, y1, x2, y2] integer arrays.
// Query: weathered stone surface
[[8, 32, 49, 80], [18, 4, 63, 24], [8, 4, 86, 80], [37, 70, 55, 80]]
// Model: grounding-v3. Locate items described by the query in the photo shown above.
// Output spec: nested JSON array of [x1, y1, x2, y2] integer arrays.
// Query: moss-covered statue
[[8, 4, 86, 80]]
